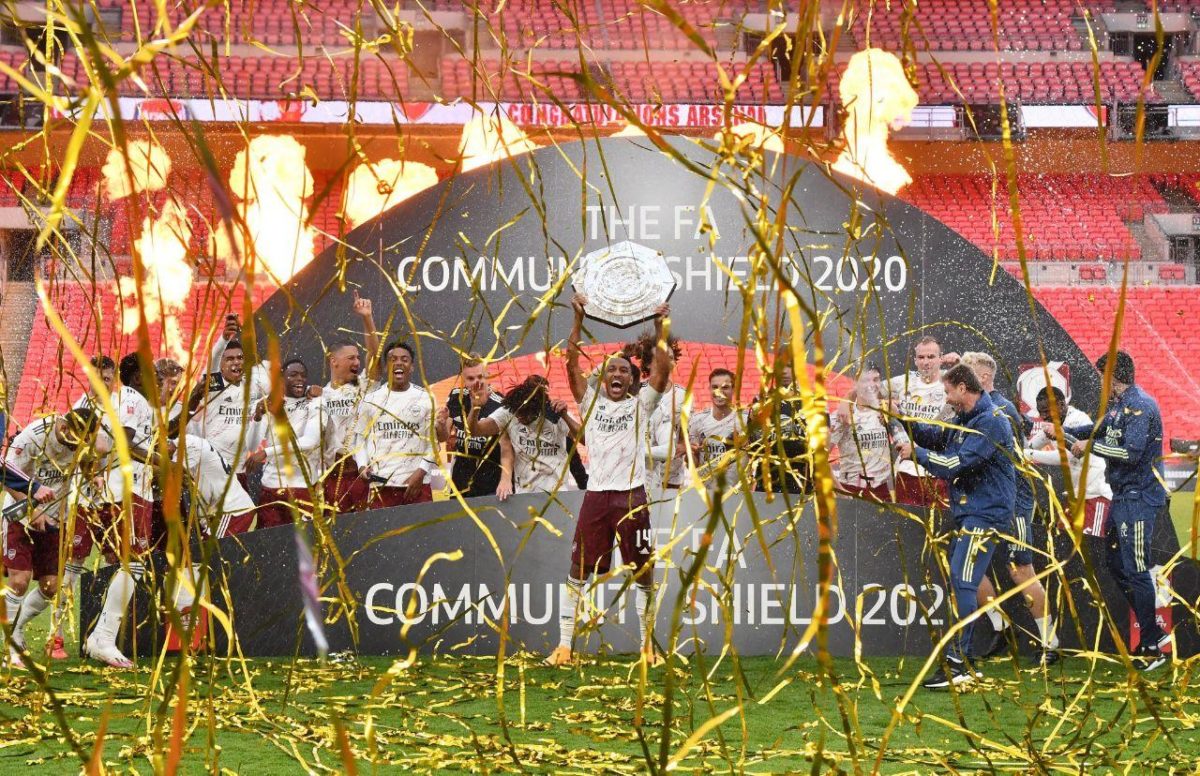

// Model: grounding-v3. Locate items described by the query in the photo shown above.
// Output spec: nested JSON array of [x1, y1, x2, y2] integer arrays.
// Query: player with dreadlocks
[[467, 374, 583, 496]]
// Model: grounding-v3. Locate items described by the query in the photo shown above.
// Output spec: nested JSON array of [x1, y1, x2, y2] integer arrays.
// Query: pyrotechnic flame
[[214, 135, 316, 282], [458, 111, 540, 172], [120, 198, 194, 358], [832, 48, 917, 195], [102, 139, 172, 201], [342, 159, 438, 229]]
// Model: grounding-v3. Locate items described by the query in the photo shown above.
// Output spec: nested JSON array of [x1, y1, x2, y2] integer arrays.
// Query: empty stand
[[1033, 286, 1200, 448], [901, 174, 1166, 261]]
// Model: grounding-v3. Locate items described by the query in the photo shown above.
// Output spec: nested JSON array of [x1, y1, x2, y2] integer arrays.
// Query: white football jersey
[[186, 379, 265, 468], [354, 385, 436, 487], [486, 406, 575, 494], [579, 384, 662, 492], [6, 417, 83, 499], [75, 386, 156, 502], [830, 403, 892, 486], [884, 372, 946, 477], [181, 434, 255, 516], [647, 384, 687, 488], [688, 408, 744, 468], [321, 379, 374, 468], [1026, 405, 1112, 501], [260, 395, 324, 489]]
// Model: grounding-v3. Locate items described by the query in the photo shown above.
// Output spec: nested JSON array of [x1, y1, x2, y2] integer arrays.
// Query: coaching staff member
[[896, 364, 1016, 689], [1065, 351, 1168, 671]]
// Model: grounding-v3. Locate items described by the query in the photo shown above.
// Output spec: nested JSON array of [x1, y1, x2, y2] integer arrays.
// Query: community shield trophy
[[571, 240, 677, 328]]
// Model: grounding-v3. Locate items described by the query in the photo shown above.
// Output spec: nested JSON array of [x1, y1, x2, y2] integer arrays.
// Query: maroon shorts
[[838, 481, 891, 502], [257, 486, 312, 529], [570, 488, 654, 581], [3, 520, 63, 577], [323, 461, 368, 515], [894, 472, 948, 508], [76, 496, 156, 561], [366, 484, 433, 510], [212, 509, 256, 538], [1083, 497, 1112, 537]]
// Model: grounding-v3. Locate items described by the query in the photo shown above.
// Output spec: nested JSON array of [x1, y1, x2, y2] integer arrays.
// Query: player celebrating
[[248, 358, 324, 529], [467, 375, 581, 497], [3, 409, 103, 668], [636, 332, 687, 494], [354, 341, 437, 508], [545, 294, 670, 668], [321, 293, 382, 514], [186, 339, 264, 487], [82, 354, 167, 667], [437, 356, 510, 498], [830, 362, 892, 500], [688, 368, 745, 478]]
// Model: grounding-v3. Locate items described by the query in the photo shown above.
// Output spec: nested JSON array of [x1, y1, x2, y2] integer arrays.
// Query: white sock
[[15, 587, 51, 637], [4, 590, 24, 646], [92, 565, 141, 646], [635, 584, 653, 650], [558, 579, 583, 649], [173, 563, 202, 612], [56, 564, 83, 639], [1036, 615, 1059, 650], [985, 607, 1005, 631]]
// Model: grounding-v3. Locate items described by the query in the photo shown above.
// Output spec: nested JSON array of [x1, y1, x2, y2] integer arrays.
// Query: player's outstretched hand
[[496, 478, 513, 502], [1070, 439, 1087, 458], [550, 399, 568, 414], [222, 314, 241, 342], [895, 442, 913, 460], [404, 470, 425, 500], [352, 289, 373, 319], [32, 485, 55, 503], [654, 302, 670, 320], [572, 293, 588, 318]]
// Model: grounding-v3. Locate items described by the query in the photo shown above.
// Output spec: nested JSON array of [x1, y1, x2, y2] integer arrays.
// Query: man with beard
[[830, 362, 892, 500], [688, 368, 745, 479], [186, 339, 264, 491], [437, 355, 512, 499], [545, 294, 670, 668], [355, 341, 437, 508], [886, 336, 957, 507], [750, 362, 811, 495], [896, 364, 1016, 689]]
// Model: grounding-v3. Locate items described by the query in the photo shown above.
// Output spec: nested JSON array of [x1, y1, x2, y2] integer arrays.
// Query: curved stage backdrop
[[82, 137, 1197, 658]]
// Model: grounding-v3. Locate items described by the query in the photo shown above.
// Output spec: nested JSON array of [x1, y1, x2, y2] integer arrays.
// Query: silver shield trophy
[[572, 240, 677, 328]]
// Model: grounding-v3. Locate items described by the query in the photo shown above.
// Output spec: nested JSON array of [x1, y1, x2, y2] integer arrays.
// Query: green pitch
[[2, 623, 1198, 773]]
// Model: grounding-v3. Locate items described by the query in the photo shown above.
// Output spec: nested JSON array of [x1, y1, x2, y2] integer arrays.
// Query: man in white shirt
[[321, 292, 382, 514], [186, 339, 264, 488], [246, 358, 324, 528], [81, 353, 171, 668], [688, 368, 745, 478], [468, 375, 581, 496], [3, 409, 104, 668], [886, 336, 957, 507], [545, 294, 670, 668], [1028, 386, 1112, 536], [355, 341, 436, 508], [831, 362, 892, 500], [634, 331, 686, 493]]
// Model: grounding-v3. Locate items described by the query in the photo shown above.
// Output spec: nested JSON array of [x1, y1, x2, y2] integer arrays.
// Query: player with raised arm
[[3, 409, 105, 668], [186, 338, 264, 490], [467, 375, 582, 497], [545, 294, 670, 668], [354, 341, 437, 508], [246, 358, 324, 528], [321, 292, 382, 514], [635, 332, 686, 495]]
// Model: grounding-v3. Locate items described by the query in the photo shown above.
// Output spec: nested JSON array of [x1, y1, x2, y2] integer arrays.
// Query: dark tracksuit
[[1066, 384, 1167, 647], [911, 393, 1016, 662], [991, 390, 1036, 566]]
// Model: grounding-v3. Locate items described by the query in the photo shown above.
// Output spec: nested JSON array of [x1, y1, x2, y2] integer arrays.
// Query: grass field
[[3, 617, 1199, 774]]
